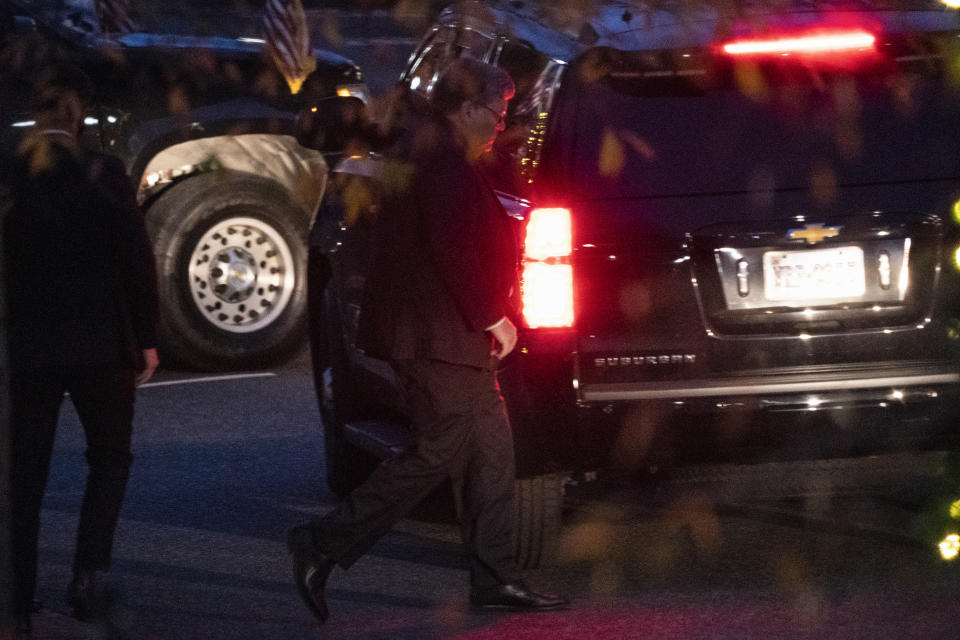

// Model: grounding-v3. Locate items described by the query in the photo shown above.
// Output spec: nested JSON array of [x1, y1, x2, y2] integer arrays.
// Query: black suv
[[310, 0, 960, 566], [2, 1, 366, 369]]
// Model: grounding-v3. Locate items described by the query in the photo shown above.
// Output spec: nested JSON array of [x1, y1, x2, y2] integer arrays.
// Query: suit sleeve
[[101, 155, 160, 351], [414, 156, 509, 333]]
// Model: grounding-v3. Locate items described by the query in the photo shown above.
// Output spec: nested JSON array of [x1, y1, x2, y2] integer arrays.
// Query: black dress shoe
[[66, 570, 101, 622], [470, 580, 569, 612], [287, 525, 336, 622]]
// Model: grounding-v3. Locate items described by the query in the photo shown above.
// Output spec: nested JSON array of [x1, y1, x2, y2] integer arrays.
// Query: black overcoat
[[2, 135, 158, 371], [357, 114, 519, 369]]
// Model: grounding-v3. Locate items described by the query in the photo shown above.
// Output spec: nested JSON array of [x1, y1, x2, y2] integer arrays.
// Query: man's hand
[[489, 317, 518, 360], [136, 348, 159, 386]]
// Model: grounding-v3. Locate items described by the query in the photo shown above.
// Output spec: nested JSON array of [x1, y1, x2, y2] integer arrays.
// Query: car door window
[[405, 26, 452, 95], [405, 23, 497, 96], [489, 38, 565, 197]]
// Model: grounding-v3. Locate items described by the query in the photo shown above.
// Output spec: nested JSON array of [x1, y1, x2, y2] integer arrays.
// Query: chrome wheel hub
[[187, 216, 295, 334]]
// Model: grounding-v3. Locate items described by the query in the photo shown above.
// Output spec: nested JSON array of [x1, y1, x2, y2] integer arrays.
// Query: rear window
[[558, 34, 960, 201]]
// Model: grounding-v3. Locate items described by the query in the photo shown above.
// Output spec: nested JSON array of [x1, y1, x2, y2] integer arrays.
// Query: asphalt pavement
[[16, 350, 960, 640]]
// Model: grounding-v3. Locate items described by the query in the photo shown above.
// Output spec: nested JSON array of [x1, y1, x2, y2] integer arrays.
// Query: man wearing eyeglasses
[[287, 57, 567, 622]]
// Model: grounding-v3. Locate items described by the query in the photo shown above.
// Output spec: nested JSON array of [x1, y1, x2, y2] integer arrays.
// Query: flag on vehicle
[[94, 0, 134, 34], [264, 0, 317, 95]]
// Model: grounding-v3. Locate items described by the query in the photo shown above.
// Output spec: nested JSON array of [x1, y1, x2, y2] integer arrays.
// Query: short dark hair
[[431, 57, 515, 116], [31, 63, 95, 114]]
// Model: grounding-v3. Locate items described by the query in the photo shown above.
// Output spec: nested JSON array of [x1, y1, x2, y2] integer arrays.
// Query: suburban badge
[[594, 354, 697, 367]]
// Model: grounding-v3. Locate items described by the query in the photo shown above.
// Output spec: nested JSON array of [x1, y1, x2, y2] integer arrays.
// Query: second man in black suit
[[2, 64, 159, 637]]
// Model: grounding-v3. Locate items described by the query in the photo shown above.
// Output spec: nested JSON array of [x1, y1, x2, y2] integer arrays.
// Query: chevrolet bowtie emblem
[[788, 223, 841, 244]]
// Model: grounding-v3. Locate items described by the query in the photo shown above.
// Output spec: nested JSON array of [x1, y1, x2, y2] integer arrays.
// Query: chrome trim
[[900, 237, 912, 299], [332, 153, 383, 178], [334, 83, 370, 106], [712, 235, 912, 312], [757, 386, 940, 410], [580, 372, 960, 402], [495, 190, 533, 220]]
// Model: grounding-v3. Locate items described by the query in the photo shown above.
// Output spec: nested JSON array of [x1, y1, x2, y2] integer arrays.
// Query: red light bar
[[722, 30, 877, 56]]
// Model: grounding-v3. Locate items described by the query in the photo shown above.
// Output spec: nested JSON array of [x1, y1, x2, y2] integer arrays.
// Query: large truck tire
[[514, 473, 565, 569], [146, 172, 308, 371]]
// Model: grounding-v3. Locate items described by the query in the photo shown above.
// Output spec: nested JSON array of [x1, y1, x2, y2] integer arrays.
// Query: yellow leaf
[[734, 62, 768, 102], [598, 128, 625, 177]]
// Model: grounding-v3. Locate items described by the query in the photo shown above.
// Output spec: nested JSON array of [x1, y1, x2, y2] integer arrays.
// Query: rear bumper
[[504, 357, 960, 475], [578, 362, 960, 405]]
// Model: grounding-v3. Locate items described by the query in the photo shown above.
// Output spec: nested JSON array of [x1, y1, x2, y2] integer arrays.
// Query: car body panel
[[312, 0, 960, 478]]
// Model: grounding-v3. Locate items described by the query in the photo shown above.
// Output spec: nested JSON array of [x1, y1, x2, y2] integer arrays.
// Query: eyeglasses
[[474, 102, 506, 126]]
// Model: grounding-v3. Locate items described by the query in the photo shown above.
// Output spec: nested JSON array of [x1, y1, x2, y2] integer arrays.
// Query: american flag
[[94, 0, 134, 34], [264, 0, 317, 95]]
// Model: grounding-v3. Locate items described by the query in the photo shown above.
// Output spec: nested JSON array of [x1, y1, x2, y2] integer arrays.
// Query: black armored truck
[[1, 0, 367, 369]]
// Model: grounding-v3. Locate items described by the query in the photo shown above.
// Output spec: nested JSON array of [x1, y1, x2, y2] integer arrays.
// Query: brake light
[[522, 207, 574, 328], [722, 30, 877, 56], [524, 208, 571, 260]]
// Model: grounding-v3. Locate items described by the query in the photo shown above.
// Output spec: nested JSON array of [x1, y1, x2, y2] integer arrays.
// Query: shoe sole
[[470, 602, 569, 613]]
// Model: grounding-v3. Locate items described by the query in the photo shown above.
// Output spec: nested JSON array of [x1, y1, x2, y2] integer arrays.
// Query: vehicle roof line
[[569, 174, 960, 204]]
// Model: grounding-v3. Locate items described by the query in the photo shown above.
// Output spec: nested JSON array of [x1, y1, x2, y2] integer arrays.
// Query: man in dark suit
[[287, 57, 567, 622], [1, 64, 159, 636]]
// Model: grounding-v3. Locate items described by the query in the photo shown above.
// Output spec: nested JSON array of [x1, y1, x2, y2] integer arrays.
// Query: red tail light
[[521, 207, 574, 328], [722, 30, 877, 56]]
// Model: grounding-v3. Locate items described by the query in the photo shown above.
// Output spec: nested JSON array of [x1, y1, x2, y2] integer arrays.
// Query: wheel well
[[138, 134, 328, 220]]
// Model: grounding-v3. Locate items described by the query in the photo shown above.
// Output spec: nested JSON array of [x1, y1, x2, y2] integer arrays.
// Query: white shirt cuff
[[485, 316, 507, 332]]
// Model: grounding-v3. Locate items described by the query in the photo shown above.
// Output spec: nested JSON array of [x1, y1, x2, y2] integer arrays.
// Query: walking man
[[287, 57, 567, 622], [2, 64, 159, 636]]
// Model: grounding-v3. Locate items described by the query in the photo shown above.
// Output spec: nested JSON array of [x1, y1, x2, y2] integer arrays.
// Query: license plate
[[762, 246, 865, 301]]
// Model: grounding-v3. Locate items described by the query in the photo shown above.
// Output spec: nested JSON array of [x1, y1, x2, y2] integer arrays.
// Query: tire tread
[[513, 473, 565, 569]]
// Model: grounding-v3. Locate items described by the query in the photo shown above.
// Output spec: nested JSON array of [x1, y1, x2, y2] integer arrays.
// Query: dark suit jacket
[[357, 113, 519, 369], [2, 134, 158, 371]]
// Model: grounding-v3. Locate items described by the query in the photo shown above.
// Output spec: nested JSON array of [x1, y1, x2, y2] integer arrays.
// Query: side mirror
[[296, 96, 371, 154]]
